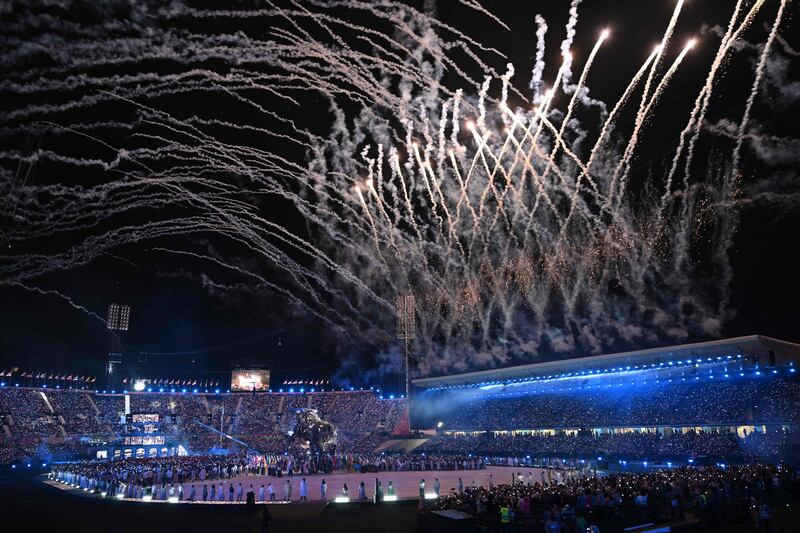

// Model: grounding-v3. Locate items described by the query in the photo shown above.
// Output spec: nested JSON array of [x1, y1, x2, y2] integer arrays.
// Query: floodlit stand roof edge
[[412, 335, 800, 389]]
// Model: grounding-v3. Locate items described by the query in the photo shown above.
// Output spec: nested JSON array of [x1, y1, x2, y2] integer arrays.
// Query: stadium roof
[[412, 335, 800, 389]]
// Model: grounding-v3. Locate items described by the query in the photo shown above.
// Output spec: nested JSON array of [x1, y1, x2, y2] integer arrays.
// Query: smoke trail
[[732, 0, 788, 173], [530, 14, 548, 102], [559, 0, 583, 90], [4, 282, 106, 325]]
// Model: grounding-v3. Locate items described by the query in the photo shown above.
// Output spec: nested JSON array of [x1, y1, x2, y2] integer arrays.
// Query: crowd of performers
[[250, 451, 487, 475], [47, 452, 800, 531], [48, 451, 487, 503]]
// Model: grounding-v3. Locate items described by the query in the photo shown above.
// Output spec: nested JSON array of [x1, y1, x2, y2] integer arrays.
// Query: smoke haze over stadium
[[0, 0, 798, 388]]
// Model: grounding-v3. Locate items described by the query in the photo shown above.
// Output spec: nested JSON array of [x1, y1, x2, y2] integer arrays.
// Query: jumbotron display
[[230, 370, 270, 392]]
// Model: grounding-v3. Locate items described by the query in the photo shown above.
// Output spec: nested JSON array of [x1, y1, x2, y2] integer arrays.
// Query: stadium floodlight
[[395, 292, 416, 401], [134, 380, 145, 391], [106, 303, 131, 331], [107, 303, 120, 330]]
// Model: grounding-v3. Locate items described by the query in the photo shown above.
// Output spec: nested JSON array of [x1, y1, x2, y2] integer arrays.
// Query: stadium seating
[[0, 387, 404, 464]]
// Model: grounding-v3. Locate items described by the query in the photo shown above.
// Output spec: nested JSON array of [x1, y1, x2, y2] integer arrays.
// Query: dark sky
[[0, 0, 798, 385]]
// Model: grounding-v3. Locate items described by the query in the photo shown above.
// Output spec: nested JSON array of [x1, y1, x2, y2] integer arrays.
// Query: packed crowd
[[3, 373, 798, 467], [430, 463, 798, 531], [0, 388, 59, 437], [417, 428, 796, 462], [416, 377, 800, 430], [339, 453, 485, 473], [0, 387, 404, 464], [245, 450, 487, 476]]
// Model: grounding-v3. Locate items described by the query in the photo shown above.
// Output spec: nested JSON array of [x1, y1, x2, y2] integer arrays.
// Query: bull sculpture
[[290, 408, 338, 454]]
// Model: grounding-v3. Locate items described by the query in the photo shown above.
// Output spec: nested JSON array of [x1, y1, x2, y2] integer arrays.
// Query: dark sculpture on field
[[290, 409, 337, 454]]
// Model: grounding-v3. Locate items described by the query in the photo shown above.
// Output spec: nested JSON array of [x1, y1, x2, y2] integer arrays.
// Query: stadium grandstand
[[3, 335, 799, 468], [410, 335, 800, 464], [0, 387, 406, 467]]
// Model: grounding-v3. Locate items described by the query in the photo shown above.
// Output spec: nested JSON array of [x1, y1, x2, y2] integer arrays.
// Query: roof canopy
[[412, 335, 800, 389]]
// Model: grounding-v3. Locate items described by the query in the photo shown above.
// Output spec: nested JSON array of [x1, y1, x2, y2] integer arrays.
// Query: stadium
[[2, 1, 799, 532], [411, 335, 800, 464], [2, 335, 799, 531]]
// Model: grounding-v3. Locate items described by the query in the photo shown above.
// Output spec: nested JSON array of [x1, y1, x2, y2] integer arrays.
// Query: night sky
[[0, 0, 798, 387]]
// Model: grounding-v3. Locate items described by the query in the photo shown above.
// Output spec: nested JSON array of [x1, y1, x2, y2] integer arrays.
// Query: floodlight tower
[[395, 293, 416, 401], [105, 303, 131, 387]]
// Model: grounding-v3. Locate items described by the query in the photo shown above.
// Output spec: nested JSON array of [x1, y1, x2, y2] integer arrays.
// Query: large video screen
[[231, 369, 270, 391]]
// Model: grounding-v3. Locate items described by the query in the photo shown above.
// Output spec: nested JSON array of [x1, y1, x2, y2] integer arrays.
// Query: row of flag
[[123, 377, 221, 387], [281, 379, 330, 386], [0, 371, 96, 382]]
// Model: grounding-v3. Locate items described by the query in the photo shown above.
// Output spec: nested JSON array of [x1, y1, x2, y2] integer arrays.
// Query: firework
[[0, 1, 787, 375]]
